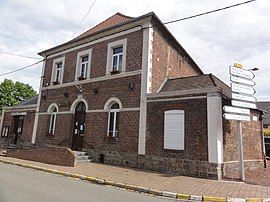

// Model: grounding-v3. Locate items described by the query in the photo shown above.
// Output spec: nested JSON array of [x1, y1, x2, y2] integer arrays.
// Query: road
[[0, 163, 180, 202]]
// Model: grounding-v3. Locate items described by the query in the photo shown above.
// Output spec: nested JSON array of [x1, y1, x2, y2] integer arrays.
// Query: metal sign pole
[[237, 120, 245, 181]]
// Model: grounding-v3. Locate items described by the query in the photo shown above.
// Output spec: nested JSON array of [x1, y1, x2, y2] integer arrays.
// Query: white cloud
[[0, 0, 269, 100]]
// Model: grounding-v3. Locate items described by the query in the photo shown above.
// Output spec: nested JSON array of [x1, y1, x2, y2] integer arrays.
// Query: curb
[[0, 159, 268, 201]]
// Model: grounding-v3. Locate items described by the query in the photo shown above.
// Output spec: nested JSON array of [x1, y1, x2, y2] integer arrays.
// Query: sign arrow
[[223, 113, 250, 121], [230, 76, 256, 86], [223, 106, 250, 115], [231, 93, 256, 103], [231, 83, 256, 95], [232, 100, 257, 109], [230, 66, 255, 79]]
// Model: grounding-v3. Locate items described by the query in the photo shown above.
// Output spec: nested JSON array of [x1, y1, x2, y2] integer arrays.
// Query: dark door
[[72, 102, 86, 151], [13, 115, 24, 144]]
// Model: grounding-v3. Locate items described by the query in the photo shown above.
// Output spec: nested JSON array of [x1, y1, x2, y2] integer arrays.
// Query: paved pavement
[[0, 163, 176, 202], [1, 156, 270, 198]]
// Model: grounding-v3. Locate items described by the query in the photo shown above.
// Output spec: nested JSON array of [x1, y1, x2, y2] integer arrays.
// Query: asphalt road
[[0, 163, 180, 202]]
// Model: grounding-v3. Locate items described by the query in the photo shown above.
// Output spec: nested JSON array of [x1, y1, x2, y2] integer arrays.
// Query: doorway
[[71, 102, 86, 151], [13, 115, 25, 144]]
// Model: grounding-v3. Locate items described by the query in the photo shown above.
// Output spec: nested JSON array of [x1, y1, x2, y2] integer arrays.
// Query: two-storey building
[[0, 12, 265, 179]]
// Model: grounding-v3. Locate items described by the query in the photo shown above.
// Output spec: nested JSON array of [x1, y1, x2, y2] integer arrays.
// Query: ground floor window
[[107, 103, 120, 139], [164, 110, 185, 150], [49, 107, 57, 135], [1, 126, 9, 137]]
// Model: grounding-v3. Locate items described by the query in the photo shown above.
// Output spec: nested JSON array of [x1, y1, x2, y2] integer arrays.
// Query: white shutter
[[164, 110, 185, 150]]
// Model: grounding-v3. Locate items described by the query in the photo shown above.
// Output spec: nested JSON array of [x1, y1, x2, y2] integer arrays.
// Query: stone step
[[77, 159, 92, 163], [73, 151, 88, 156], [77, 155, 91, 160]]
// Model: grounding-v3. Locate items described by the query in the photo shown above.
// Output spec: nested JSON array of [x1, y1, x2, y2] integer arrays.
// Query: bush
[[264, 129, 270, 136]]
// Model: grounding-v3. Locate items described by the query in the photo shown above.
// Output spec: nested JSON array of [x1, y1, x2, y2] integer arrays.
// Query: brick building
[[0, 12, 265, 179]]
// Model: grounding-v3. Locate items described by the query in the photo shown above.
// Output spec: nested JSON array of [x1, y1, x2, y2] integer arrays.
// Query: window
[[76, 49, 92, 81], [80, 56, 89, 78], [106, 39, 127, 74], [107, 103, 120, 139], [164, 110, 185, 150], [51, 57, 65, 84], [112, 46, 123, 72], [1, 126, 9, 137], [55, 62, 62, 83], [49, 107, 57, 135]]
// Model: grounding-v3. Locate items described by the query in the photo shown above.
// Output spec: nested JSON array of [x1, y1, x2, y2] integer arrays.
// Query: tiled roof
[[17, 95, 38, 106], [257, 101, 270, 125], [74, 12, 134, 40], [159, 74, 230, 96]]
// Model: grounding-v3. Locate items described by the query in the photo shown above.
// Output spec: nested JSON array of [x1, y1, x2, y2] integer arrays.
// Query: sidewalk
[[0, 156, 270, 199]]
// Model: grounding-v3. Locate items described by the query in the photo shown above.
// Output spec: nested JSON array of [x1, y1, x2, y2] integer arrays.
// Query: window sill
[[46, 133, 55, 138], [110, 70, 120, 75]]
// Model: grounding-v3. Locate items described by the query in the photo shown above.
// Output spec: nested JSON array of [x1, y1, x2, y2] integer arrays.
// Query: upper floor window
[[112, 46, 123, 72], [51, 57, 65, 85], [106, 39, 127, 75], [76, 49, 92, 81]]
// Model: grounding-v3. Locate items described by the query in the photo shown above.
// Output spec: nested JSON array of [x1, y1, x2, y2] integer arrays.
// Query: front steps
[[73, 151, 92, 164]]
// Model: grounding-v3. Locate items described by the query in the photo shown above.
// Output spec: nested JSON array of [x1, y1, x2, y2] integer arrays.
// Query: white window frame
[[49, 107, 57, 135], [164, 110, 185, 150], [106, 39, 127, 74], [51, 57, 65, 84], [75, 49, 92, 81], [107, 103, 120, 138]]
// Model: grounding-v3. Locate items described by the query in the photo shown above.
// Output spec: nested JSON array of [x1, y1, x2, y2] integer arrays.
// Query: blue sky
[[0, 0, 269, 100]]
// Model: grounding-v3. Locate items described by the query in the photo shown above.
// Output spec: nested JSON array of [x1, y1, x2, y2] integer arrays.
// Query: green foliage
[[0, 79, 36, 111], [264, 129, 270, 137]]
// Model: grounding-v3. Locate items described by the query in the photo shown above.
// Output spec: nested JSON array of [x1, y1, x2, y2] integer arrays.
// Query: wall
[[1, 109, 36, 144], [146, 97, 208, 161], [223, 110, 264, 162], [6, 146, 76, 166], [42, 30, 143, 86], [151, 29, 200, 92]]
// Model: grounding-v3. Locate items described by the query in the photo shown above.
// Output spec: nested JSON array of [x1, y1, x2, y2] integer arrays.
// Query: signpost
[[223, 63, 257, 181]]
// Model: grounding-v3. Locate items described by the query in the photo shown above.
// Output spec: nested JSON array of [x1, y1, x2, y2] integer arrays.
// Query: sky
[[0, 0, 269, 100]]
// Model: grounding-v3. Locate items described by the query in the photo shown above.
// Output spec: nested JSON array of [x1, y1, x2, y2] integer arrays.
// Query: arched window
[[108, 102, 120, 139], [49, 107, 57, 135]]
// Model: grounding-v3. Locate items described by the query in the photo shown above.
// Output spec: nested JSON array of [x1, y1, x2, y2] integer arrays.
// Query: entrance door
[[72, 102, 86, 151], [13, 115, 24, 144]]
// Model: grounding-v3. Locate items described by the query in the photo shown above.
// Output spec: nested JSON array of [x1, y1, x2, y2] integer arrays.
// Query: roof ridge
[[166, 74, 210, 81], [115, 12, 134, 19]]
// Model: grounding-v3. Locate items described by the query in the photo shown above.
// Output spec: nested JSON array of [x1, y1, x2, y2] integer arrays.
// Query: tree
[[0, 79, 36, 111]]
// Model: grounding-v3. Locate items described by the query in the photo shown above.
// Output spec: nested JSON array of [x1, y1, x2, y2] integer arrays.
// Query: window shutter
[[164, 110, 185, 150]]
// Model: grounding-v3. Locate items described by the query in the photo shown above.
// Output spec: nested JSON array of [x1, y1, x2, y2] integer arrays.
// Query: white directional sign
[[230, 66, 255, 79], [223, 106, 250, 115], [232, 100, 257, 109], [231, 93, 256, 102], [230, 76, 255, 86], [231, 83, 256, 95], [223, 113, 250, 121]]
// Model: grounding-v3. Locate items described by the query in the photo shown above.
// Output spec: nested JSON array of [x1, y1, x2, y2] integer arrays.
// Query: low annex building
[[0, 12, 265, 179]]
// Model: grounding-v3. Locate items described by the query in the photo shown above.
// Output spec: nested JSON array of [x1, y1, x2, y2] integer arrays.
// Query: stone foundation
[[86, 149, 221, 179], [222, 159, 265, 177]]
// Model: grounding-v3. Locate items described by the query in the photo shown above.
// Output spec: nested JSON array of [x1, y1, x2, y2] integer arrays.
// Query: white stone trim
[[51, 57, 65, 84], [32, 60, 46, 144], [147, 27, 153, 93], [11, 112, 27, 116], [46, 27, 141, 59], [70, 96, 89, 112], [47, 103, 59, 113], [157, 78, 167, 93], [104, 97, 123, 110], [75, 48, 92, 81], [0, 108, 5, 136], [147, 95, 207, 103], [4, 107, 37, 112], [106, 38, 127, 74], [207, 93, 223, 164], [4, 104, 37, 110], [42, 70, 141, 90], [138, 22, 152, 155]]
